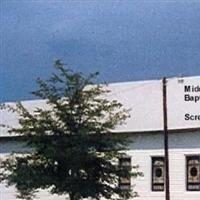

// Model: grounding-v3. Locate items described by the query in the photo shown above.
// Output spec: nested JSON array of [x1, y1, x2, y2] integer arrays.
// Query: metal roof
[[1, 76, 200, 137]]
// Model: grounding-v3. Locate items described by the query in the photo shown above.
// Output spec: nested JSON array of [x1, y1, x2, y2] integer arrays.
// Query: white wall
[[0, 131, 200, 200], [128, 131, 200, 200]]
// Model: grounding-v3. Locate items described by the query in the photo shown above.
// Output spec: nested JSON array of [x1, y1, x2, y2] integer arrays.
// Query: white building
[[0, 76, 200, 200]]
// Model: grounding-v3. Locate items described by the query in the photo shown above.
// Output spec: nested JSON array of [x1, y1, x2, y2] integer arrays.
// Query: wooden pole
[[162, 77, 170, 200]]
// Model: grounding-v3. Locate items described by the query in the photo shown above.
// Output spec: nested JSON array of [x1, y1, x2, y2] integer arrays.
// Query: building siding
[[129, 131, 200, 200], [0, 131, 200, 199]]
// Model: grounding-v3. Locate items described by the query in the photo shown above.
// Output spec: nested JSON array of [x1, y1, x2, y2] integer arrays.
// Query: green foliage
[[0, 61, 140, 200]]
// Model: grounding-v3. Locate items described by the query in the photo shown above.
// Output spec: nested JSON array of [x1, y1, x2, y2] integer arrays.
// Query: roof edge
[[1, 127, 200, 141]]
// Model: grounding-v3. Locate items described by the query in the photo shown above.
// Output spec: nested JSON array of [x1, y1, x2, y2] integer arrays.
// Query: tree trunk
[[69, 192, 75, 200]]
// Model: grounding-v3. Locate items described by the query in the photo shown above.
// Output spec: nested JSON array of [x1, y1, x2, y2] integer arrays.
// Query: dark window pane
[[119, 156, 131, 191], [152, 157, 164, 191], [186, 156, 200, 191]]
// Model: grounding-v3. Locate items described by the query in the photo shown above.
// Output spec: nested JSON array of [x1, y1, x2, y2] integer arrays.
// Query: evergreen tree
[[0, 61, 141, 200]]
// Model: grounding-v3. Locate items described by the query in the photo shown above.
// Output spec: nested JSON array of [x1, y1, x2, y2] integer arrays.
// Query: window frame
[[151, 156, 165, 192], [186, 155, 200, 192], [118, 156, 132, 191]]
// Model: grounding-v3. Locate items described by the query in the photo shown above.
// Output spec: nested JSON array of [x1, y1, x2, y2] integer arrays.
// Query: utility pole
[[162, 77, 170, 200]]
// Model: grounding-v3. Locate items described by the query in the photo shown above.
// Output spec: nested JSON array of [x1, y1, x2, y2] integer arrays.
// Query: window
[[152, 157, 164, 191], [186, 155, 200, 191], [119, 156, 131, 191]]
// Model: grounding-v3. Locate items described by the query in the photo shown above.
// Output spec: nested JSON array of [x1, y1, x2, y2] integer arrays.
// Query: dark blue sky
[[1, 0, 200, 102]]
